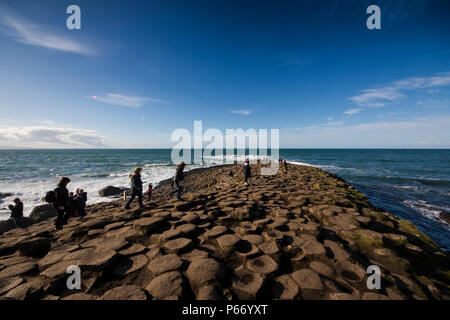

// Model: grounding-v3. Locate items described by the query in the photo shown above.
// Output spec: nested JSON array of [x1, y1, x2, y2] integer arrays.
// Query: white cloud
[[350, 72, 450, 107], [343, 108, 362, 115], [0, 126, 106, 148], [92, 93, 167, 108], [230, 110, 252, 115], [0, 5, 96, 56]]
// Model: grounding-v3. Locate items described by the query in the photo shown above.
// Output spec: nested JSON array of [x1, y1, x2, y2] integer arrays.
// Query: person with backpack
[[54, 177, 72, 230], [244, 159, 251, 185], [125, 167, 146, 210], [8, 198, 24, 228], [170, 161, 186, 200]]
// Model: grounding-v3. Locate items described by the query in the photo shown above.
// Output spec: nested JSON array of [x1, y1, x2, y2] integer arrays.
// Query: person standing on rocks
[[8, 198, 23, 227], [75, 189, 87, 217], [170, 161, 186, 200], [125, 167, 146, 210], [244, 159, 251, 185], [54, 177, 72, 230]]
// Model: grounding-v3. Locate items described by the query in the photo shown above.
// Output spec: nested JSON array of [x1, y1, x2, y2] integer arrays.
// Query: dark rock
[[0, 192, 13, 199], [29, 204, 57, 223], [99, 186, 123, 197]]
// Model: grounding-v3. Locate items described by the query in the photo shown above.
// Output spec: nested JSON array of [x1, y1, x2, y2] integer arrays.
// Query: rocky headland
[[0, 163, 449, 300]]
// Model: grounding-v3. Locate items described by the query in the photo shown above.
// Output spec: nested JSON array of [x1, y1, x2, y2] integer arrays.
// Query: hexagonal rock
[[94, 239, 129, 253], [272, 274, 299, 300], [146, 247, 164, 260], [309, 261, 336, 278], [41, 260, 80, 279], [362, 292, 391, 300], [181, 213, 200, 224], [104, 221, 126, 231], [216, 234, 240, 250], [323, 240, 350, 261], [204, 226, 228, 239], [329, 293, 360, 300], [119, 243, 147, 256], [232, 266, 264, 300], [181, 249, 209, 262], [0, 255, 30, 268], [186, 258, 225, 287], [163, 238, 193, 254], [160, 228, 183, 241], [196, 285, 221, 300], [61, 293, 95, 300], [236, 241, 261, 258], [258, 242, 280, 255], [38, 251, 70, 268], [78, 249, 119, 271], [0, 276, 24, 295], [0, 261, 37, 279], [301, 240, 326, 256], [99, 285, 147, 300], [79, 218, 110, 230], [176, 223, 197, 237], [291, 269, 323, 290], [113, 254, 148, 276], [146, 271, 185, 299], [247, 255, 278, 275], [242, 234, 264, 245], [337, 261, 366, 282], [3, 278, 46, 300], [105, 227, 139, 240], [17, 237, 50, 258], [148, 254, 182, 275], [133, 217, 165, 235]]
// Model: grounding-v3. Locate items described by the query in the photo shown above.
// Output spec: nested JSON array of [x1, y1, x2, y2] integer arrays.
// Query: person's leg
[[137, 192, 144, 208], [55, 208, 64, 229], [62, 207, 72, 225], [177, 185, 183, 199], [125, 193, 136, 209], [170, 181, 180, 196]]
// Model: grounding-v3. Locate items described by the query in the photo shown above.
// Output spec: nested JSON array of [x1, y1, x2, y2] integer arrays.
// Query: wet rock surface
[[0, 163, 448, 300]]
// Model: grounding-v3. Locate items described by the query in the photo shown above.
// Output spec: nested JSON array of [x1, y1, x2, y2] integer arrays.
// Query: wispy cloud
[[230, 110, 253, 115], [92, 93, 167, 108], [343, 108, 362, 115], [0, 125, 106, 148], [0, 5, 96, 56], [282, 116, 450, 148], [350, 72, 450, 108]]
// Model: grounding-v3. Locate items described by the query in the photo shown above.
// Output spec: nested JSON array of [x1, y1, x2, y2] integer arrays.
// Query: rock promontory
[[0, 163, 448, 300]]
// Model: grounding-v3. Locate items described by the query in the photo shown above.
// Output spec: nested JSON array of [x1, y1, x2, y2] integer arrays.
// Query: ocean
[[0, 149, 449, 249]]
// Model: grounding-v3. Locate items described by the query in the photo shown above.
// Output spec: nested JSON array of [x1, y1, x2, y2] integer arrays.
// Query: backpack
[[44, 190, 56, 203]]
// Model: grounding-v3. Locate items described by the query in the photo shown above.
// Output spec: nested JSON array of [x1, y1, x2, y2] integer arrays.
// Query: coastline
[[0, 162, 448, 300]]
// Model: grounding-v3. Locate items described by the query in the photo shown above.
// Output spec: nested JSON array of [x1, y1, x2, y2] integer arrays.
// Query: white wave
[[403, 199, 450, 228]]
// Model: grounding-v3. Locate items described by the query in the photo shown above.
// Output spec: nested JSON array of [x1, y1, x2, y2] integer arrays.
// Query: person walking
[[170, 161, 186, 200], [54, 177, 72, 230], [244, 159, 251, 185], [125, 167, 146, 210]]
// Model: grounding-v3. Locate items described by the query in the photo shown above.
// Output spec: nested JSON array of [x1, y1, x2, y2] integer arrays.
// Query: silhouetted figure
[[146, 183, 153, 201], [170, 161, 186, 200], [244, 159, 251, 185], [125, 167, 146, 210], [54, 177, 72, 230], [75, 189, 87, 217], [8, 198, 23, 227]]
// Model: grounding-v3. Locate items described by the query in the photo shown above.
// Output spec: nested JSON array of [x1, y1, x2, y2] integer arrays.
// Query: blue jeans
[[125, 192, 144, 209], [170, 181, 183, 199]]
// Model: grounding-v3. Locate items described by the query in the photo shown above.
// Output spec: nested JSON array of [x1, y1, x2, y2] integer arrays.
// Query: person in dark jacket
[[170, 161, 186, 200], [75, 189, 87, 217], [8, 198, 24, 227], [125, 167, 146, 210], [244, 159, 251, 185], [54, 177, 71, 230]]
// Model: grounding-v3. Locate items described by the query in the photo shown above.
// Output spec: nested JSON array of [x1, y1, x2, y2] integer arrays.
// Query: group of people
[[52, 178, 88, 230], [7, 158, 285, 230]]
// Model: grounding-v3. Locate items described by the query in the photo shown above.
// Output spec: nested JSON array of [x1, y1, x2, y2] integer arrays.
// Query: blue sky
[[0, 0, 449, 148]]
